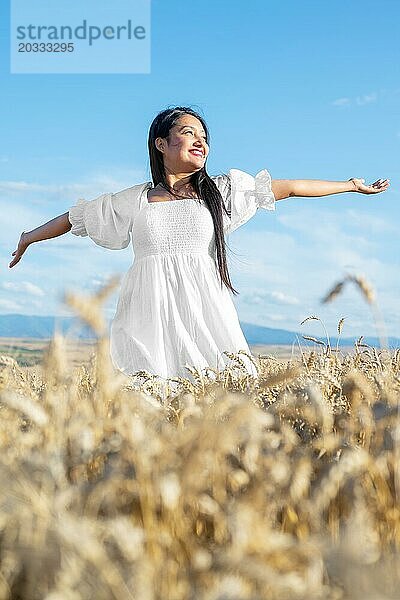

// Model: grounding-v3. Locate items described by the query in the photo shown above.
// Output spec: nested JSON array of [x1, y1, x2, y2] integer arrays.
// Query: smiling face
[[155, 114, 209, 174]]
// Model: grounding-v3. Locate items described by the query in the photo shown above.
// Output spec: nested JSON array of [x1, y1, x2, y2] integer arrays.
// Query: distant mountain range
[[0, 313, 398, 349], [240, 322, 400, 348]]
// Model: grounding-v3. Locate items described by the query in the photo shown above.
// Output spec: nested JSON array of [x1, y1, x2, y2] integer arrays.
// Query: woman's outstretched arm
[[271, 177, 390, 200], [9, 212, 72, 269]]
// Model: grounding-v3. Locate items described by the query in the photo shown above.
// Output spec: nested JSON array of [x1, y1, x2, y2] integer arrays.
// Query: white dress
[[68, 168, 276, 394]]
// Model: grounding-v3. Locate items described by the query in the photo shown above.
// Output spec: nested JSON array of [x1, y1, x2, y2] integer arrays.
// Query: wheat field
[[0, 275, 399, 599]]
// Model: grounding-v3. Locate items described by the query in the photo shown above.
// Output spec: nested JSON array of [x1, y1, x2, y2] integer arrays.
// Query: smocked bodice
[[132, 198, 217, 260]]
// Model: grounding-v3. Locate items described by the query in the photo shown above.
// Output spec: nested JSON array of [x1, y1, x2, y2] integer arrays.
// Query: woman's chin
[[181, 159, 205, 171]]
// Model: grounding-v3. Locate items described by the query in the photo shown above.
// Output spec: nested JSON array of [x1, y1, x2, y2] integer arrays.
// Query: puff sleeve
[[68, 184, 143, 250], [212, 168, 276, 235]]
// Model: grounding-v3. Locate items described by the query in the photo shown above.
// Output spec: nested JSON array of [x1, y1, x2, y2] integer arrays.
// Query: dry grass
[[0, 275, 399, 599]]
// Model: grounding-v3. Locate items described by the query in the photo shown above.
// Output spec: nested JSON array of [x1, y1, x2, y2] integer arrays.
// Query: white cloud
[[275, 207, 396, 250], [0, 298, 22, 311], [0, 166, 148, 199], [266, 313, 286, 322], [89, 276, 112, 288], [331, 91, 378, 107], [241, 289, 300, 306], [344, 208, 397, 234], [2, 281, 46, 297], [269, 291, 300, 305], [332, 97, 351, 107], [355, 93, 378, 105], [0, 180, 102, 195]]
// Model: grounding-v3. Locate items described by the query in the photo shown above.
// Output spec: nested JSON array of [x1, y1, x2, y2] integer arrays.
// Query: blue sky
[[1, 0, 399, 339]]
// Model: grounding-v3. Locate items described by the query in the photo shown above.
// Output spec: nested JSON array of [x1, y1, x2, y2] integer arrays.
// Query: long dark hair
[[147, 106, 239, 296]]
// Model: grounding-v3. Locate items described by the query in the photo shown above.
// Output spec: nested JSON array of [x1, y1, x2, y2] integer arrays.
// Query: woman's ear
[[155, 137, 164, 153]]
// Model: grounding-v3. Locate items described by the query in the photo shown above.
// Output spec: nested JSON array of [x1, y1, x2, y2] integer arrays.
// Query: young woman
[[9, 106, 389, 393]]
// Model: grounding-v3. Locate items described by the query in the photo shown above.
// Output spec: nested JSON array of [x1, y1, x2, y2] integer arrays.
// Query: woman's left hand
[[349, 177, 390, 194]]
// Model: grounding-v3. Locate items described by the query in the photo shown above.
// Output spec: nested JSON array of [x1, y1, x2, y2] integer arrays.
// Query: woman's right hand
[[9, 231, 32, 268]]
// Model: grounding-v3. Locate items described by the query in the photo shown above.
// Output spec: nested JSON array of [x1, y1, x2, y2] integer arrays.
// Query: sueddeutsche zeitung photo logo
[[10, 0, 151, 74]]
